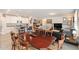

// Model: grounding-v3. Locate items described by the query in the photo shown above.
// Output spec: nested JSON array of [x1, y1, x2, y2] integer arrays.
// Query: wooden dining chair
[[10, 32, 20, 50], [10, 32, 16, 50], [19, 33, 30, 50]]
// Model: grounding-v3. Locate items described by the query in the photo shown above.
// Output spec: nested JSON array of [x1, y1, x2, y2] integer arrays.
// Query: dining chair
[[10, 32, 20, 50], [19, 33, 30, 50]]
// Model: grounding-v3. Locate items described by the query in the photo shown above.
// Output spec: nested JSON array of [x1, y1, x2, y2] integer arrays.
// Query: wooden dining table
[[35, 27, 59, 36]]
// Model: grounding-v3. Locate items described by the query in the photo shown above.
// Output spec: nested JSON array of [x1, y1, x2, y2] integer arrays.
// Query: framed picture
[[47, 19, 52, 24]]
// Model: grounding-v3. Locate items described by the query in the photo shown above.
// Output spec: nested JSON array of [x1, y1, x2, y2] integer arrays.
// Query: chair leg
[[12, 45, 15, 50], [12, 45, 13, 50], [16, 45, 20, 50], [77, 45, 79, 48]]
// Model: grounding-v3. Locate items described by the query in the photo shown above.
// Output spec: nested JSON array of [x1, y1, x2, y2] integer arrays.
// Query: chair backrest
[[10, 32, 19, 43], [25, 33, 30, 42], [53, 32, 61, 40], [10, 32, 15, 42], [18, 33, 29, 47]]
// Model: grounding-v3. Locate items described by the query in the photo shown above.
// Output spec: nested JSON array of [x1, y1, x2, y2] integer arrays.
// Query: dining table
[[36, 26, 60, 36]]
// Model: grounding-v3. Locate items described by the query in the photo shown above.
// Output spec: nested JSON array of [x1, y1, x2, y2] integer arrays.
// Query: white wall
[[78, 19, 79, 36], [1, 15, 29, 34], [42, 17, 63, 25], [0, 16, 2, 34], [52, 17, 63, 23], [42, 19, 47, 25]]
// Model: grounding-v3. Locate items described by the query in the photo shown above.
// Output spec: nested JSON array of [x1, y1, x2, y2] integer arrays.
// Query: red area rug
[[24, 32, 52, 49], [30, 35, 52, 49]]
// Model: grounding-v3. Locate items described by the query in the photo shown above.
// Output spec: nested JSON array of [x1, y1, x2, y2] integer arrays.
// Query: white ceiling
[[0, 9, 75, 18]]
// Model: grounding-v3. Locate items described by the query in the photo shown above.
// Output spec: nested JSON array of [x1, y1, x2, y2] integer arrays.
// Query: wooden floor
[[0, 33, 12, 50], [0, 33, 79, 50], [0, 33, 58, 50]]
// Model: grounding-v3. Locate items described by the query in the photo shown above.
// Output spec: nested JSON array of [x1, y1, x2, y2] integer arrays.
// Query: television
[[54, 23, 62, 30]]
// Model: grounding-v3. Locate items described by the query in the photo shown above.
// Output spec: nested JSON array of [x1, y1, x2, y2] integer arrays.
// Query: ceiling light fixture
[[49, 13, 56, 15], [6, 9, 10, 14]]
